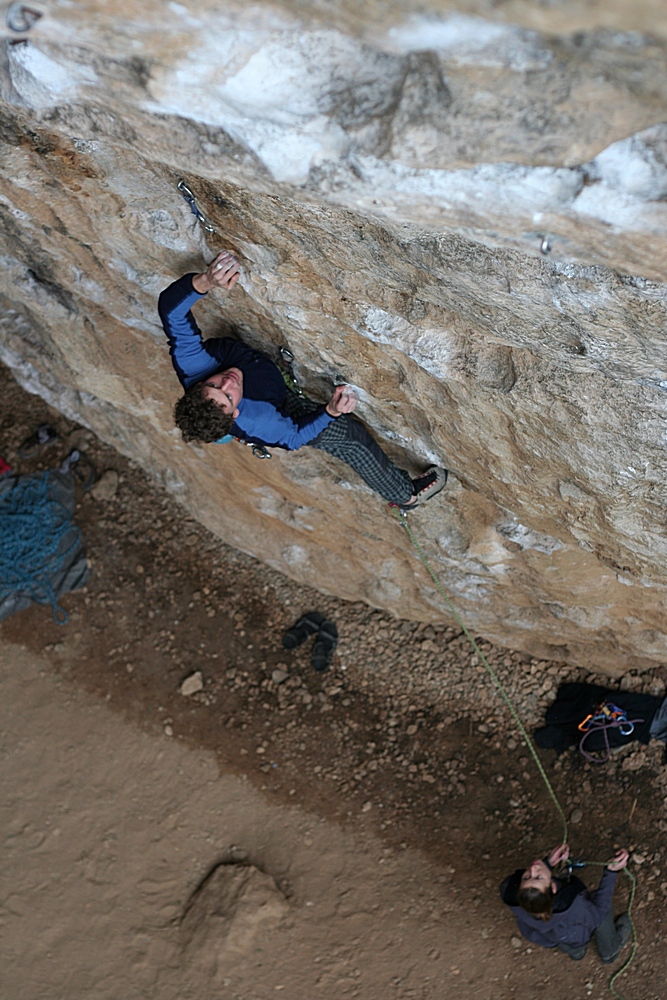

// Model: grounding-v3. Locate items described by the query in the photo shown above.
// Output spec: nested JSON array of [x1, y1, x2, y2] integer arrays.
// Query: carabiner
[[177, 180, 216, 234], [578, 713, 593, 732]]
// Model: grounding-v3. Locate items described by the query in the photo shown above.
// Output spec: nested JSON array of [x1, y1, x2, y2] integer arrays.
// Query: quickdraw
[[279, 347, 305, 398], [248, 442, 271, 460], [177, 180, 216, 234]]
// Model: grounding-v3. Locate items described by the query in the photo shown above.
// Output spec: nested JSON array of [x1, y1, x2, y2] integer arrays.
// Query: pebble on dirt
[[180, 671, 204, 697], [91, 470, 119, 502]]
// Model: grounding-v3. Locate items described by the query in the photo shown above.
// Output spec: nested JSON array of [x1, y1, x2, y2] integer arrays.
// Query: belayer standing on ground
[[500, 843, 632, 964], [158, 251, 448, 508]]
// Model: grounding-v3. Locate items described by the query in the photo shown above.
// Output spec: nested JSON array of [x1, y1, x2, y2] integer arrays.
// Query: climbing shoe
[[312, 620, 338, 673], [59, 449, 97, 492], [401, 466, 448, 509], [601, 913, 632, 964], [18, 424, 60, 459], [282, 612, 326, 650]]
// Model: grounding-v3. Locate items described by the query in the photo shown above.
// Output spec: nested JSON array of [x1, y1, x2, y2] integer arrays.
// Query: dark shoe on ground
[[401, 466, 448, 509], [18, 423, 60, 459], [558, 944, 587, 961], [282, 612, 326, 650], [601, 914, 632, 964], [60, 449, 97, 492], [312, 619, 338, 673]]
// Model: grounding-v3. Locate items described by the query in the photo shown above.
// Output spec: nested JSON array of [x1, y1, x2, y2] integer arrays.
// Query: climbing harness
[[216, 436, 272, 460], [578, 702, 644, 764], [579, 702, 636, 738], [279, 347, 305, 398], [216, 349, 308, 460], [392, 505, 638, 999], [177, 180, 216, 234], [0, 471, 83, 624]]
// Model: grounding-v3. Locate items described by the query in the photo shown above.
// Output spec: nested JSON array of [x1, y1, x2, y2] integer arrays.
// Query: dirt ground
[[1, 362, 666, 1000]]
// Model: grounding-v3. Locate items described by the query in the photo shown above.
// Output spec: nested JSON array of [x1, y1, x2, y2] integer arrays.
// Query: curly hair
[[518, 885, 554, 920], [174, 382, 235, 443]]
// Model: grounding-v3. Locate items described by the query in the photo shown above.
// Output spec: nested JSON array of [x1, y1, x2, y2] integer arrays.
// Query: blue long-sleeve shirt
[[158, 273, 334, 449]]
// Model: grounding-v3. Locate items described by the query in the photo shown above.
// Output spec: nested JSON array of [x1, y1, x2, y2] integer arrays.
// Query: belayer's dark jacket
[[500, 864, 618, 950]]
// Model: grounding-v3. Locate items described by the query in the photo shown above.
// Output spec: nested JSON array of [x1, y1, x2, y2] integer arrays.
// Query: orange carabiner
[[578, 713, 593, 732]]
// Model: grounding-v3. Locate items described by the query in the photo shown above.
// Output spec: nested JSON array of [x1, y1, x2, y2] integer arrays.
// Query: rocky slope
[[1, 0, 666, 671]]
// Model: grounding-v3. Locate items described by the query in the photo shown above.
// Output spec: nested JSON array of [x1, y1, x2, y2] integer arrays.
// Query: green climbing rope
[[393, 507, 637, 999], [583, 862, 637, 1000], [394, 507, 568, 842]]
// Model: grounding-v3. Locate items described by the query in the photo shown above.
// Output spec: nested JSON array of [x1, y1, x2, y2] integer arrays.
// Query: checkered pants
[[281, 390, 413, 505]]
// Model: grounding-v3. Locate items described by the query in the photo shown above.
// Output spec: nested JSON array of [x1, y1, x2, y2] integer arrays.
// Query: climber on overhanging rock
[[158, 251, 448, 509]]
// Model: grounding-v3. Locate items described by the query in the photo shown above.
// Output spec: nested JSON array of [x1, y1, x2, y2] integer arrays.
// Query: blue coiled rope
[[0, 472, 82, 624]]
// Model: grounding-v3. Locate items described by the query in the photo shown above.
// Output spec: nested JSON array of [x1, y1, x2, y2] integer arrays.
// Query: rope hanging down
[[393, 507, 637, 1000], [0, 472, 82, 624], [394, 507, 568, 842], [580, 861, 637, 1000]]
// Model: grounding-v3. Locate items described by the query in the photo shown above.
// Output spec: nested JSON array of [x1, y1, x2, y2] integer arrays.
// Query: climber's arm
[[157, 252, 240, 388]]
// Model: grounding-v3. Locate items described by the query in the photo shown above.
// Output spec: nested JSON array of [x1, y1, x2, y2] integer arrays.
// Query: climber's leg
[[310, 415, 414, 505]]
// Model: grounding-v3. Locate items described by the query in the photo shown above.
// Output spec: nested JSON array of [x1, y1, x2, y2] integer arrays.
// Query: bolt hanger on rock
[[6, 2, 43, 32]]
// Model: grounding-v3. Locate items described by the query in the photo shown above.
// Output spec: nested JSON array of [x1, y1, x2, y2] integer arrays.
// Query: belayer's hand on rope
[[547, 843, 570, 867], [606, 848, 630, 872]]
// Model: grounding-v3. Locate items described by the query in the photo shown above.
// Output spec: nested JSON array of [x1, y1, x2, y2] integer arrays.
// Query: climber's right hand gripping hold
[[326, 384, 358, 418], [192, 251, 241, 295]]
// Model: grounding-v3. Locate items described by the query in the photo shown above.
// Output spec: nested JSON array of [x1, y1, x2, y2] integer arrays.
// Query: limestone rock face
[[1, 1, 667, 672]]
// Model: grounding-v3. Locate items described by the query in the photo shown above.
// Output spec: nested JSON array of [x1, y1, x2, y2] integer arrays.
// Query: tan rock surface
[[1, 1, 667, 671]]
